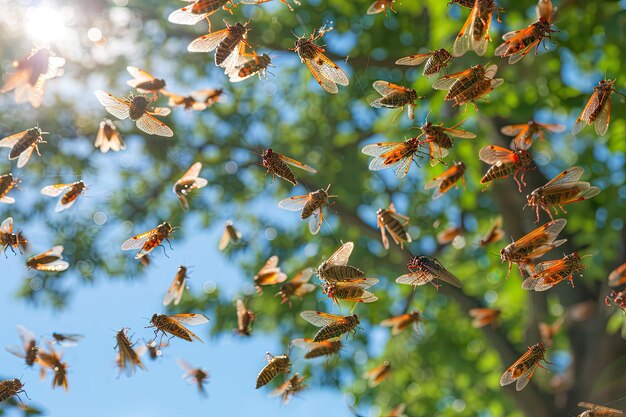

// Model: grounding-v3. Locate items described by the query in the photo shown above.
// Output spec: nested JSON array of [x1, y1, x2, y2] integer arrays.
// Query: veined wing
[[300, 310, 344, 327], [94, 90, 131, 120]]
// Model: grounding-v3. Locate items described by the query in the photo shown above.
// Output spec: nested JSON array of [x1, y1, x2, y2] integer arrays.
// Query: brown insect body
[[236, 299, 256, 336], [0, 218, 27, 255], [480, 146, 533, 191], [365, 361, 392, 387], [396, 256, 462, 288], [301, 311, 360, 342], [495, 18, 558, 64], [9, 128, 46, 160], [449, 0, 475, 7], [609, 262, 626, 287], [230, 54, 272, 82], [276, 268, 315, 304], [380, 311, 422, 335], [0, 173, 19, 204], [573, 80, 625, 136], [135, 79, 166, 93], [522, 252, 588, 291], [469, 308, 501, 328], [6, 325, 39, 367], [37, 344, 69, 390], [115, 328, 146, 375], [425, 161, 466, 199], [316, 243, 365, 282], [0, 378, 26, 402], [129, 96, 150, 120], [292, 338, 343, 359], [215, 23, 250, 67], [500, 342, 548, 391], [121, 222, 174, 259], [577, 402, 625, 417], [323, 278, 379, 304], [377, 203, 411, 249], [255, 353, 291, 389], [271, 373, 307, 404], [149, 313, 209, 343]]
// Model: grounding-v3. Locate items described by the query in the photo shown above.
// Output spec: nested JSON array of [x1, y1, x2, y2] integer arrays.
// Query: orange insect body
[[495, 18, 558, 64], [608, 262, 626, 287], [370, 81, 421, 120], [0, 173, 19, 204], [479, 145, 533, 192], [121, 222, 175, 259], [396, 49, 453, 77], [230, 53, 272, 82], [437, 226, 462, 245], [260, 148, 317, 186], [573, 79, 625, 136], [469, 308, 501, 328], [433, 64, 503, 109], [479, 217, 504, 246], [276, 268, 316, 304], [364, 361, 392, 387], [522, 252, 588, 291], [425, 161, 466, 200], [278, 185, 336, 235], [163, 266, 189, 306], [300, 311, 360, 342], [377, 203, 411, 249], [41, 181, 87, 212], [380, 311, 422, 335], [292, 338, 343, 359], [168, 0, 232, 26], [416, 120, 476, 165], [253, 255, 287, 293], [396, 256, 462, 288], [500, 342, 548, 391], [255, 353, 291, 389], [501, 120, 565, 150], [453, 0, 499, 56], [0, 217, 27, 256], [37, 344, 69, 391], [270, 373, 307, 404]]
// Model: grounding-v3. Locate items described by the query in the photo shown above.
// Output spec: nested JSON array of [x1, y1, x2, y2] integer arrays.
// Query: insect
[[26, 246, 70, 272], [51, 332, 83, 347], [121, 222, 175, 259], [229, 52, 273, 83], [424, 161, 466, 200], [316, 242, 364, 283], [500, 342, 549, 391], [433, 64, 503, 109], [521, 252, 587, 291], [187, 21, 251, 75], [0, 378, 27, 403], [114, 328, 146, 376], [377, 203, 411, 249], [395, 49, 453, 77], [605, 290, 626, 313], [367, 0, 396, 15], [276, 268, 316, 305], [526, 166, 600, 222], [538, 316, 564, 347], [380, 311, 422, 335], [370, 81, 421, 120], [40, 181, 87, 212], [396, 256, 463, 288], [255, 353, 291, 389], [126, 66, 166, 98], [178, 359, 210, 397], [364, 361, 392, 387], [449, 0, 475, 7], [453, 0, 500, 57], [253, 255, 287, 293], [479, 217, 505, 246], [218, 220, 242, 251], [236, 298, 256, 336], [573, 79, 625, 136], [145, 338, 167, 360], [292, 27, 349, 94], [414, 119, 476, 165], [270, 373, 306, 404], [0, 217, 28, 256], [95, 119, 125, 153], [500, 218, 567, 278], [278, 184, 336, 235], [479, 145, 533, 192], [322, 277, 379, 306], [495, 18, 558, 64], [577, 402, 625, 417], [0, 173, 19, 204], [163, 89, 224, 110], [0, 47, 65, 108], [0, 127, 48, 168], [291, 338, 343, 359], [168, 0, 233, 27], [94, 90, 173, 137], [300, 311, 360, 342], [361, 136, 428, 178], [163, 266, 189, 306], [148, 313, 210, 343], [536, 0, 556, 22], [173, 162, 208, 212], [436, 226, 462, 245], [500, 120, 565, 150], [469, 308, 501, 328], [6, 325, 38, 367], [608, 262, 626, 287], [37, 343, 69, 391], [259, 148, 317, 186]]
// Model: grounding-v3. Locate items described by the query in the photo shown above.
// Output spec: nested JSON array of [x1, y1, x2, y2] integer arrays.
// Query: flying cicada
[[255, 353, 291, 389], [0, 173, 19, 204], [0, 126, 48, 168], [259, 148, 317, 186], [376, 203, 411, 249], [291, 338, 343, 359], [573, 79, 625, 137], [479, 145, 534, 192], [396, 48, 453, 77], [413, 119, 476, 166], [380, 311, 422, 335], [317, 242, 365, 283], [300, 311, 360, 342], [500, 342, 549, 391], [278, 185, 336, 235], [173, 162, 208, 212], [396, 256, 462, 288], [148, 313, 209, 343], [424, 161, 466, 200], [521, 252, 589, 291], [500, 120, 565, 151]]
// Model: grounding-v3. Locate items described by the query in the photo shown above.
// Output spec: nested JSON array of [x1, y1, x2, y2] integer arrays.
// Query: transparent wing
[[181, 162, 202, 179], [279, 154, 317, 173], [543, 167, 584, 187], [150, 107, 171, 116], [135, 113, 174, 137], [372, 80, 404, 96], [395, 53, 432, 66], [326, 242, 354, 267], [595, 95, 611, 136], [300, 311, 343, 327], [309, 207, 323, 235], [170, 313, 209, 325], [278, 195, 310, 211], [0, 217, 13, 233], [0, 130, 28, 149], [395, 272, 431, 286], [479, 145, 516, 164], [168, 6, 209, 25], [259, 256, 279, 274], [452, 7, 474, 56], [500, 124, 527, 137], [94, 90, 131, 120], [41, 183, 72, 197], [187, 30, 229, 53], [361, 142, 403, 156], [126, 66, 155, 84], [218, 227, 231, 251], [573, 91, 601, 134], [121, 229, 155, 250], [17, 146, 35, 168], [291, 268, 314, 284]]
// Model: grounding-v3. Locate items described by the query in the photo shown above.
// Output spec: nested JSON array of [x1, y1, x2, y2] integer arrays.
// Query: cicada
[[495, 18, 558, 64], [414, 119, 476, 165], [538, 316, 563, 347], [609, 262, 626, 287], [148, 313, 209, 343], [500, 218, 567, 277], [163, 266, 189, 306], [437, 226, 462, 245], [292, 27, 349, 94], [479, 145, 533, 191], [40, 181, 87, 212], [364, 361, 392, 387], [526, 166, 600, 222], [396, 48, 453, 77], [573, 79, 625, 136], [500, 120, 565, 150], [605, 290, 626, 313], [300, 311, 360, 342], [367, 0, 396, 15], [536, 0, 556, 22], [0, 378, 27, 403], [229, 52, 273, 83], [115, 328, 146, 376], [377, 203, 411, 249], [577, 402, 625, 417], [433, 64, 503, 109], [253, 255, 287, 293], [187, 21, 251, 75], [479, 217, 505, 246], [291, 338, 342, 359], [361, 136, 428, 178], [95, 119, 125, 153], [178, 359, 209, 397], [0, 217, 28, 256], [126, 66, 166, 98], [278, 184, 336, 235], [270, 373, 306, 405], [236, 298, 256, 336], [0, 173, 19, 204], [255, 353, 291, 389], [322, 277, 379, 305], [276, 268, 316, 305], [396, 256, 462, 288], [500, 342, 549, 391], [6, 325, 38, 367], [522, 252, 588, 291], [453, 0, 500, 56], [173, 162, 208, 212], [218, 220, 242, 251], [144, 338, 167, 360], [0, 47, 65, 108], [425, 161, 466, 200], [168, 0, 233, 27], [370, 81, 421, 120], [316, 242, 364, 283], [163, 89, 223, 111], [0, 127, 48, 168], [469, 308, 501, 328], [51, 332, 83, 347], [121, 222, 175, 259], [260, 148, 317, 186], [94, 90, 173, 137], [37, 343, 69, 391], [26, 246, 69, 272], [380, 311, 422, 335]]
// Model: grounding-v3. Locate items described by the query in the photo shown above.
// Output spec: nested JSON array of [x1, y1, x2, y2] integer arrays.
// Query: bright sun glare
[[25, 6, 68, 42]]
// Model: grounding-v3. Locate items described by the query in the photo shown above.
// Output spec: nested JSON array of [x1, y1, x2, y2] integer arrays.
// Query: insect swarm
[[255, 353, 291, 389], [40, 181, 87, 212], [433, 64, 503, 110], [500, 342, 549, 391], [453, 0, 501, 57], [278, 185, 336, 235], [0, 127, 48, 168]]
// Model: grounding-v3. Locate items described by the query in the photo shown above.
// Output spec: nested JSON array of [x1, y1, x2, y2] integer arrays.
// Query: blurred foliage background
[[1, 0, 625, 416]]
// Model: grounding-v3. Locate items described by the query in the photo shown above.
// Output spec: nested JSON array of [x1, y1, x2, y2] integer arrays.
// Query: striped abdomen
[[151, 315, 192, 341], [447, 68, 485, 101], [136, 79, 166, 91], [256, 356, 291, 388], [481, 161, 518, 184], [0, 174, 16, 198], [423, 50, 452, 76], [378, 91, 415, 108], [215, 24, 247, 66], [301, 190, 328, 219], [191, 0, 229, 14], [589, 86, 612, 123], [265, 153, 297, 185], [379, 211, 410, 240], [313, 316, 359, 342], [320, 265, 364, 282], [305, 341, 342, 359], [61, 182, 85, 205], [10, 129, 41, 159]]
